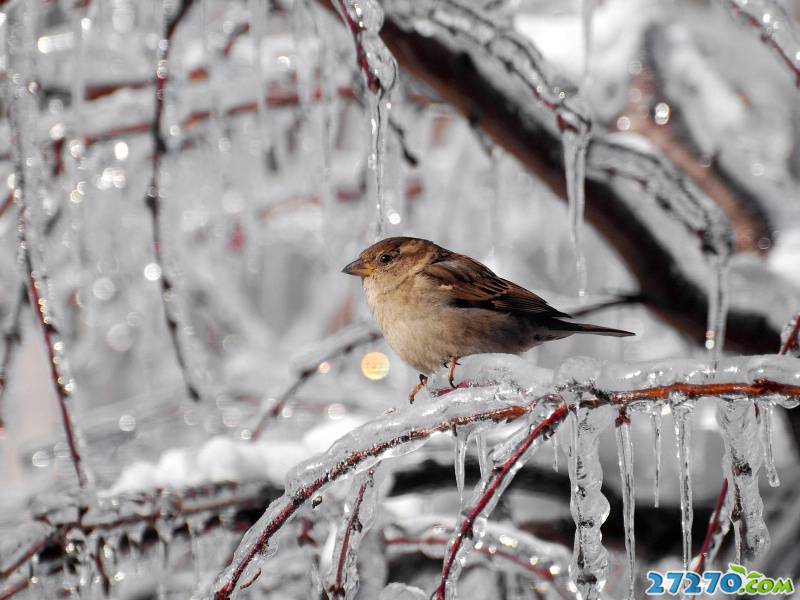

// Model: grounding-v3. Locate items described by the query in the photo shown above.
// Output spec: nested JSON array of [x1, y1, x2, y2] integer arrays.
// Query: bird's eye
[[378, 254, 393, 265]]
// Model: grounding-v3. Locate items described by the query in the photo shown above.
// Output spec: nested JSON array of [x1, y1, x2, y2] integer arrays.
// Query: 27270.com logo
[[645, 563, 795, 596]]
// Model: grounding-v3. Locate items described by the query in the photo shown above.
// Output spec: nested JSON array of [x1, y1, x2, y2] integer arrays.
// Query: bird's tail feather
[[551, 319, 635, 337]]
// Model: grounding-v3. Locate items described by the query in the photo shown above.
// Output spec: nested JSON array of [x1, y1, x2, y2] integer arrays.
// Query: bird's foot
[[408, 374, 428, 404], [447, 356, 461, 388]]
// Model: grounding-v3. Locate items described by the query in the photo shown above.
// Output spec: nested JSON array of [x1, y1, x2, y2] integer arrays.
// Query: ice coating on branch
[[717, 399, 769, 562], [214, 385, 540, 598], [614, 414, 635, 600], [650, 406, 662, 507], [758, 399, 780, 487], [587, 135, 734, 264], [379, 583, 428, 600], [715, 0, 800, 87], [387, 0, 590, 136], [671, 394, 695, 571], [368, 94, 390, 237], [326, 468, 380, 599], [566, 401, 612, 600], [453, 427, 468, 505]]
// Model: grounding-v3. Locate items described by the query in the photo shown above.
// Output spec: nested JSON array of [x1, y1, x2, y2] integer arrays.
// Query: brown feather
[[421, 253, 572, 319]]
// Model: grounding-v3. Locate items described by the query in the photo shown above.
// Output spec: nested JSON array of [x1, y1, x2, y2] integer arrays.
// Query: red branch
[[332, 0, 383, 94], [0, 578, 28, 600], [779, 312, 800, 356], [145, 0, 200, 402], [693, 478, 729, 573], [434, 403, 569, 600], [329, 469, 375, 598]]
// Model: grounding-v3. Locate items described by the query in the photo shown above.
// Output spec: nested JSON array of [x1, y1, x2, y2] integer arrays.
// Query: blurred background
[[1, 0, 800, 598]]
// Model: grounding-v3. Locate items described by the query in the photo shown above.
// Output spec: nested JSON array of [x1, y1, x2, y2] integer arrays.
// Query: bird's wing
[[420, 254, 572, 318]]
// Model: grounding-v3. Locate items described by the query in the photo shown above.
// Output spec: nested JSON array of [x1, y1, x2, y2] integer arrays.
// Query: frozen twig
[[145, 0, 201, 402], [250, 326, 381, 439], [716, 0, 800, 87], [327, 467, 378, 599], [692, 478, 729, 573], [213, 394, 536, 599], [0, 481, 277, 589], [5, 2, 89, 488], [435, 402, 568, 600]]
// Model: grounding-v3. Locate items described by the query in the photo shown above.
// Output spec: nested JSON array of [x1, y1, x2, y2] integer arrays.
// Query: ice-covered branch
[[213, 354, 800, 599], [435, 402, 568, 600], [145, 0, 201, 402], [0, 481, 278, 591], [716, 0, 800, 87], [5, 1, 89, 488], [327, 467, 379, 599], [212, 390, 538, 599], [251, 322, 380, 439]]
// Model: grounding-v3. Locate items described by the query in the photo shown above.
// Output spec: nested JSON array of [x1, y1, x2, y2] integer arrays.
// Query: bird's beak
[[342, 258, 373, 278]]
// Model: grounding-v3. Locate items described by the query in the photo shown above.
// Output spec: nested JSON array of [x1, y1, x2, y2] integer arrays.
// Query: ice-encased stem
[[672, 396, 695, 571], [436, 403, 569, 600], [563, 129, 590, 297], [614, 415, 636, 600], [651, 406, 662, 508], [758, 399, 780, 487], [475, 431, 490, 480], [718, 399, 769, 562], [326, 468, 380, 599], [567, 403, 611, 600]]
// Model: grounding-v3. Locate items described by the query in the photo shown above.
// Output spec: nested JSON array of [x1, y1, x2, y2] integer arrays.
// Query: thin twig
[[329, 468, 375, 598], [693, 478, 729, 573], [435, 403, 569, 600], [250, 329, 380, 439], [145, 0, 200, 402]]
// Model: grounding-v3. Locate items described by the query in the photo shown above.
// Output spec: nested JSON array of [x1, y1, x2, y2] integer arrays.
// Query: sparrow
[[342, 237, 634, 402]]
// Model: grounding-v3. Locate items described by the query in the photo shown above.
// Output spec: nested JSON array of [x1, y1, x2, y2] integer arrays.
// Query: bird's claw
[[408, 374, 428, 404], [447, 356, 460, 389]]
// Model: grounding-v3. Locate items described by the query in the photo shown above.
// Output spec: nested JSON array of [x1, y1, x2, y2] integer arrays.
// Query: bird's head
[[342, 237, 441, 280]]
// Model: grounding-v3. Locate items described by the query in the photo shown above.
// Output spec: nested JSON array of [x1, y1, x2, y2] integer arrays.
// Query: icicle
[[474, 430, 490, 481], [331, 0, 397, 238], [614, 412, 636, 600], [368, 95, 390, 238], [671, 394, 695, 571], [705, 256, 730, 359], [325, 468, 380, 599], [562, 128, 590, 297], [453, 427, 468, 505], [551, 428, 560, 473], [717, 399, 769, 562], [567, 402, 612, 600], [651, 405, 662, 508], [758, 399, 780, 487]]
